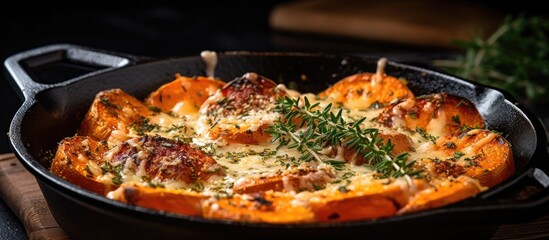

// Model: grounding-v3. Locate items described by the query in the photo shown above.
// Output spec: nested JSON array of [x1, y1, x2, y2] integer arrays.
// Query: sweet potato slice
[[428, 129, 515, 187], [232, 166, 335, 194], [379, 131, 414, 155], [52, 134, 224, 195], [377, 93, 485, 137], [311, 194, 398, 222], [197, 72, 286, 144], [145, 75, 225, 116], [110, 135, 224, 184], [108, 183, 206, 216], [50, 136, 114, 195], [79, 89, 154, 144], [307, 179, 427, 222], [398, 176, 484, 214], [232, 175, 285, 194], [202, 192, 315, 223], [318, 72, 414, 110]]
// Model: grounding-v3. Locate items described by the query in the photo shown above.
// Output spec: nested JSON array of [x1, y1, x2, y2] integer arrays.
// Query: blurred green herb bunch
[[433, 15, 549, 104]]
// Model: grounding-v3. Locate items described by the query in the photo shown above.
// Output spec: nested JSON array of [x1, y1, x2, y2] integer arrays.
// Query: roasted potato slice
[[50, 136, 114, 195], [79, 89, 154, 145], [145, 75, 225, 116], [377, 93, 485, 137], [197, 72, 286, 144], [318, 72, 414, 110], [108, 183, 206, 216]]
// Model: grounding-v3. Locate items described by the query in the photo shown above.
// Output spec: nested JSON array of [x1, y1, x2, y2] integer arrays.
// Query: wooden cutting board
[[1, 153, 548, 239], [270, 0, 503, 47], [0, 154, 69, 239]]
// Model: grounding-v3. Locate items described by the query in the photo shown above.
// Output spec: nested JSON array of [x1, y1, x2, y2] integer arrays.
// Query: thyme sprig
[[266, 96, 422, 180]]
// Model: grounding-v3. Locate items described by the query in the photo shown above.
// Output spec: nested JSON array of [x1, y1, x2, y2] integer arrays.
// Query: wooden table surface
[[0, 153, 547, 239]]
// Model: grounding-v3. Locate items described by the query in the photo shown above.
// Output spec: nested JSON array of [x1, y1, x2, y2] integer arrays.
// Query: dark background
[[1, 1, 547, 154], [0, 2, 546, 239]]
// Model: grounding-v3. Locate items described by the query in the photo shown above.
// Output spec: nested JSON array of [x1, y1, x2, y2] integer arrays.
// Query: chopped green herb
[[101, 161, 123, 185], [445, 142, 457, 149], [369, 101, 383, 109], [148, 106, 161, 113], [324, 160, 347, 171], [449, 151, 465, 161], [100, 97, 121, 110], [408, 110, 418, 119], [84, 165, 93, 177], [338, 185, 350, 193], [415, 127, 438, 143], [133, 117, 160, 135], [451, 115, 461, 125]]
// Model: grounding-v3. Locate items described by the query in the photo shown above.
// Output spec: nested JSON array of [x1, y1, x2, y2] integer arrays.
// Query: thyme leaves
[[266, 96, 422, 181]]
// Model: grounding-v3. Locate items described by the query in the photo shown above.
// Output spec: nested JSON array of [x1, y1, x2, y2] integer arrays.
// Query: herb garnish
[[84, 165, 93, 177], [101, 161, 123, 185], [148, 106, 161, 113], [100, 97, 121, 110], [449, 151, 465, 161], [266, 96, 422, 183], [133, 117, 160, 135], [451, 115, 461, 125], [415, 127, 438, 143]]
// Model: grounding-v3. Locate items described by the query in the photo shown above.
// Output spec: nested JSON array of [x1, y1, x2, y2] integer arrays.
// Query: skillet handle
[[4, 44, 145, 100]]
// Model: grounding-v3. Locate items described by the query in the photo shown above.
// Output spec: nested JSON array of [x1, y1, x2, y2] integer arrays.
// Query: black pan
[[4, 44, 549, 240]]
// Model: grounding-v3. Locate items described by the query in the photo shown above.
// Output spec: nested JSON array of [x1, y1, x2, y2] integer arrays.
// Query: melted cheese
[[427, 111, 447, 137], [105, 86, 392, 195], [201, 50, 217, 78], [96, 82, 496, 206]]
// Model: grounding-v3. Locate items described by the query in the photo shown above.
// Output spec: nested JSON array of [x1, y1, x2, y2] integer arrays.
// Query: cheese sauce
[[103, 86, 390, 194], [104, 83, 485, 198]]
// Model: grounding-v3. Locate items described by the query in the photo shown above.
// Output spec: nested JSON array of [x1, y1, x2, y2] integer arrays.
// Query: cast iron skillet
[[5, 44, 549, 240]]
